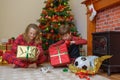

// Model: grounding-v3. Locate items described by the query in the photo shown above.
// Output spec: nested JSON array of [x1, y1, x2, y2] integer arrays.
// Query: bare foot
[[28, 63, 37, 68]]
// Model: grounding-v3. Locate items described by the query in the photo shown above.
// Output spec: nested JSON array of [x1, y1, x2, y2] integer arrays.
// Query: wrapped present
[[49, 43, 70, 66], [8, 37, 15, 44], [0, 44, 12, 51], [0, 50, 8, 64], [0, 44, 6, 50], [0, 56, 8, 64], [17, 46, 38, 61]]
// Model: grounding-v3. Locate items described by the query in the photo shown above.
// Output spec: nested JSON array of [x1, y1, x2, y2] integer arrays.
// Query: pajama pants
[[68, 44, 80, 58], [3, 52, 47, 68]]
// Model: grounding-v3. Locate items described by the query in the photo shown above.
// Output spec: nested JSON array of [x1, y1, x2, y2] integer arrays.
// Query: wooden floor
[[98, 70, 120, 80]]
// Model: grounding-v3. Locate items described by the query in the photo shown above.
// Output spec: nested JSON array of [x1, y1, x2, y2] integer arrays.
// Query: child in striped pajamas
[[3, 24, 47, 68]]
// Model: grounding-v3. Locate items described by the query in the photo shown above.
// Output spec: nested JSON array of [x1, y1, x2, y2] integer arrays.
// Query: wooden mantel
[[81, 0, 120, 55]]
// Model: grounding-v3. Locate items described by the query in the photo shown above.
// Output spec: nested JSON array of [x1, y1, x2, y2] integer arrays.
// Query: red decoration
[[46, 33, 51, 39], [45, 15, 51, 19], [50, 29, 54, 33], [49, 43, 70, 66], [42, 10, 47, 14], [53, 24, 59, 28], [39, 25, 46, 29], [52, 15, 58, 22], [69, 16, 74, 20], [55, 5, 65, 12], [46, 42, 48, 45], [76, 72, 90, 80]]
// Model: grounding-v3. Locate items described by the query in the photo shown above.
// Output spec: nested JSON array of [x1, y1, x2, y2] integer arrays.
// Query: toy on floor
[[40, 67, 51, 73], [68, 55, 112, 80]]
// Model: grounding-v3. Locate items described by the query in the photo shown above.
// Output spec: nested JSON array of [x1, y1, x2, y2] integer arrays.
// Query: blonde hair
[[59, 24, 70, 35], [23, 24, 41, 44]]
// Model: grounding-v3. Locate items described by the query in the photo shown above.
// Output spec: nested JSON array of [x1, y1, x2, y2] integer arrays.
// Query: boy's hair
[[23, 23, 41, 44], [59, 24, 70, 35]]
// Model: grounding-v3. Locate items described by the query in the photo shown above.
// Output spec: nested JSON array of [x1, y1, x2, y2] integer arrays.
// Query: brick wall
[[96, 5, 120, 32]]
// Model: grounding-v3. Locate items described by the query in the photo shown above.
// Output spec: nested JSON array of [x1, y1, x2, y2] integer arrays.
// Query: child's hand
[[70, 41, 75, 44]]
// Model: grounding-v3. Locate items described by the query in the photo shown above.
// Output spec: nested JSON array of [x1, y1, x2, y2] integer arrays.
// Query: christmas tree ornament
[[46, 35, 50, 39], [50, 3, 53, 7], [41, 17, 45, 21], [45, 27, 49, 32], [50, 29, 54, 33], [58, 23, 61, 26], [88, 4, 97, 21], [46, 42, 49, 45], [66, 18, 70, 22], [42, 10, 47, 14], [64, 2, 67, 6], [57, 5, 65, 11], [70, 16, 74, 20], [53, 24, 58, 28], [39, 25, 45, 29]]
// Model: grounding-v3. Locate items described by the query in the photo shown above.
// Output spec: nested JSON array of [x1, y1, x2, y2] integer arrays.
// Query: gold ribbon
[[50, 47, 67, 64]]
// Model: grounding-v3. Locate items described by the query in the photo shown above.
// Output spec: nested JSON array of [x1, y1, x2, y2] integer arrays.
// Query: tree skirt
[[0, 64, 109, 80]]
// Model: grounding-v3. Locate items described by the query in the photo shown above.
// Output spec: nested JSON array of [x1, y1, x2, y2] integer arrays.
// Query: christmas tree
[[38, 0, 80, 50]]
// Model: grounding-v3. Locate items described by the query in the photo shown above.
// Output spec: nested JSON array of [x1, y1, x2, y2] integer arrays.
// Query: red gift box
[[49, 43, 70, 66], [0, 50, 3, 56], [0, 50, 8, 64]]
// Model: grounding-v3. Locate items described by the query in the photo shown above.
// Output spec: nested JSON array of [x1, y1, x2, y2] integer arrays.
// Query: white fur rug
[[0, 64, 109, 80]]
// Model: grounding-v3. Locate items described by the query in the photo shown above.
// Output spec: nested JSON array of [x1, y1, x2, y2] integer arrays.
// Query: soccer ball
[[74, 56, 90, 70]]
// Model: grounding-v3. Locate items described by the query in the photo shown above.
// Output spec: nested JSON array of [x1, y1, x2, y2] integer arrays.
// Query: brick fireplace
[[82, 0, 120, 55], [96, 5, 120, 32]]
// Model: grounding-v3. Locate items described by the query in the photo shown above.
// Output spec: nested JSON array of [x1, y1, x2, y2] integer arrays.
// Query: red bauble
[[70, 16, 74, 20], [52, 15, 58, 22], [51, 29, 54, 33], [41, 25, 46, 29], [42, 10, 47, 14], [46, 42, 48, 45]]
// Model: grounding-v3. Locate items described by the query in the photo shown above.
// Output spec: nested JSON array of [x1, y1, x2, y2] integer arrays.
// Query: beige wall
[[70, 0, 87, 39], [0, 0, 87, 41], [0, 0, 45, 40]]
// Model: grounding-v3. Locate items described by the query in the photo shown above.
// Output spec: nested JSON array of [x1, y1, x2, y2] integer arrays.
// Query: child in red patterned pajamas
[[3, 24, 47, 68], [50, 24, 87, 62]]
